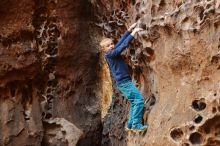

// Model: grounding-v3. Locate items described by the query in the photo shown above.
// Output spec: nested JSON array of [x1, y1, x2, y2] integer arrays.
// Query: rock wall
[[0, 0, 219, 146], [0, 0, 102, 146], [95, 0, 220, 146]]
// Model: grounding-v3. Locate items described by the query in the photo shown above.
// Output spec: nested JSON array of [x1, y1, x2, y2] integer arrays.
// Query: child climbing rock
[[100, 22, 147, 131]]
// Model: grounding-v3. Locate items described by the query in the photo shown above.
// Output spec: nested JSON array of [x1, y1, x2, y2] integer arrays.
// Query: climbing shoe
[[131, 124, 147, 132], [125, 122, 132, 131]]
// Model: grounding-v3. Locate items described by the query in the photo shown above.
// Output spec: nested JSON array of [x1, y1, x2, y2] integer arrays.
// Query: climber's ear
[[99, 47, 105, 52]]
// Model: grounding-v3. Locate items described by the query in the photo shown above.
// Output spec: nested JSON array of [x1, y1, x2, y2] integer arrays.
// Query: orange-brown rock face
[[0, 0, 219, 146], [95, 0, 220, 146], [0, 0, 101, 146]]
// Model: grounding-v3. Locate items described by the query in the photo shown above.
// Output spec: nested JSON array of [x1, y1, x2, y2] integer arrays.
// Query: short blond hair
[[99, 38, 113, 49]]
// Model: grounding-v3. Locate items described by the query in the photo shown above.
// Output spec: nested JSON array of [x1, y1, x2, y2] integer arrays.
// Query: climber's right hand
[[128, 22, 137, 32], [131, 27, 143, 36]]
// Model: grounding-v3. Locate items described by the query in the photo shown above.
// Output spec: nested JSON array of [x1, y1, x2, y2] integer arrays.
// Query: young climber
[[99, 22, 147, 131]]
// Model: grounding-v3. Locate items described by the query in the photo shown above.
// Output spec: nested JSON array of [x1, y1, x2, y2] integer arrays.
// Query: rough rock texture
[[97, 54, 113, 119], [94, 0, 220, 146], [0, 0, 219, 146], [0, 0, 102, 146]]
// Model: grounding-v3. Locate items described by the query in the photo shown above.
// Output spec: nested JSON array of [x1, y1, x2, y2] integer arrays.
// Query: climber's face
[[103, 40, 114, 52]]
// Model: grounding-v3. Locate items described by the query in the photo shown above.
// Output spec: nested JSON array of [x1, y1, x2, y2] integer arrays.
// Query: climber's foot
[[131, 124, 147, 132], [125, 122, 132, 131], [125, 127, 132, 131]]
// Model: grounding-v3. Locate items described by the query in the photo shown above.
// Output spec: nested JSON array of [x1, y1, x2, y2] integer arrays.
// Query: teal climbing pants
[[117, 79, 144, 126]]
